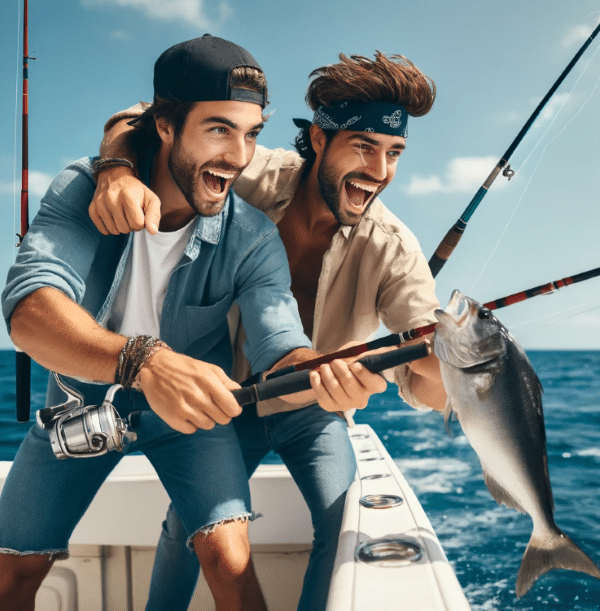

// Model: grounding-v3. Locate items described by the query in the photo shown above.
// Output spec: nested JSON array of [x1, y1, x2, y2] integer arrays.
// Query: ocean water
[[1, 349, 600, 610]]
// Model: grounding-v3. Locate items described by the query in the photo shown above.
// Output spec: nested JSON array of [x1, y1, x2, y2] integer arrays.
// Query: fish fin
[[516, 528, 600, 597], [481, 466, 526, 513], [443, 399, 455, 437]]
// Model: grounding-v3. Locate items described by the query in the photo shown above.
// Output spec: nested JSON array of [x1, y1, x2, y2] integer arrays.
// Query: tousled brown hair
[[295, 52, 435, 166], [306, 52, 435, 116]]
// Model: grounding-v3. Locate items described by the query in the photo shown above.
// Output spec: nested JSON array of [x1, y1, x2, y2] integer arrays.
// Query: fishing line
[[507, 301, 600, 339], [468, 39, 600, 294]]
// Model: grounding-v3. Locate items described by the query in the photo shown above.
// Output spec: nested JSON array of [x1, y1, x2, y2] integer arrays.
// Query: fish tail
[[516, 528, 600, 597]]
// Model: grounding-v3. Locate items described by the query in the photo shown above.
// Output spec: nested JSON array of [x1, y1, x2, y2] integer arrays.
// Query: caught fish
[[433, 290, 600, 597]]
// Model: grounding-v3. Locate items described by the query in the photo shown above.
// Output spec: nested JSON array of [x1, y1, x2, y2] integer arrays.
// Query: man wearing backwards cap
[[0, 36, 385, 611], [90, 50, 446, 611]]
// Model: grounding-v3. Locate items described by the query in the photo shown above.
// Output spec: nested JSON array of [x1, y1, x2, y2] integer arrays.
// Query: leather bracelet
[[92, 157, 134, 180], [115, 335, 171, 391]]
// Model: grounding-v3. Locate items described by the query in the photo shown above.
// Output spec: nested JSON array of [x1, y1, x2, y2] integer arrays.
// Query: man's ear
[[310, 124, 327, 157], [155, 117, 174, 145]]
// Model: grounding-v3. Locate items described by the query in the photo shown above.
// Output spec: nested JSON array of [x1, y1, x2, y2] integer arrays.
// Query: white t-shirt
[[106, 219, 196, 337]]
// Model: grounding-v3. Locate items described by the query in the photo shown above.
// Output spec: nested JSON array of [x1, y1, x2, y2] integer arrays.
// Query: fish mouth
[[434, 289, 505, 368], [435, 290, 472, 327]]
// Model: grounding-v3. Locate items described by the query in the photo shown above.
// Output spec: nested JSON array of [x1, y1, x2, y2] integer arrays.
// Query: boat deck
[[0, 424, 471, 610]]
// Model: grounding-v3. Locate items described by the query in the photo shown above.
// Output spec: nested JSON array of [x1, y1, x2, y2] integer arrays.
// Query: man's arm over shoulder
[[232, 145, 304, 218], [91, 107, 305, 234], [91, 103, 161, 235], [102, 102, 146, 139]]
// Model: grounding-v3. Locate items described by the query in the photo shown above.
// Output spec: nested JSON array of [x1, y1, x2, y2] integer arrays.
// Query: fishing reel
[[36, 373, 137, 459]]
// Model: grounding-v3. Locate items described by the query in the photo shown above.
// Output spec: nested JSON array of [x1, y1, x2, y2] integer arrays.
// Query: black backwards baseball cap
[[152, 33, 267, 108]]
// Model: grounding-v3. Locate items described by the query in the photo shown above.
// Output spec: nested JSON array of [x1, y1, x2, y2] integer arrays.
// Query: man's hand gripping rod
[[232, 342, 430, 406]]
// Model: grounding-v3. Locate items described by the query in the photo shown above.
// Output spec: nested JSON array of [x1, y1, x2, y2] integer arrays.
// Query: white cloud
[[29, 171, 54, 197], [403, 156, 500, 196], [530, 93, 570, 122], [83, 0, 233, 29], [0, 171, 54, 199], [110, 30, 132, 41], [562, 24, 591, 49]]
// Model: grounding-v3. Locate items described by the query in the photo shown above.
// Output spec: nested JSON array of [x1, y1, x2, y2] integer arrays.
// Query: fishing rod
[[428, 21, 600, 278], [267, 265, 600, 377], [16, 0, 35, 422], [235, 343, 429, 406], [37, 344, 430, 459]]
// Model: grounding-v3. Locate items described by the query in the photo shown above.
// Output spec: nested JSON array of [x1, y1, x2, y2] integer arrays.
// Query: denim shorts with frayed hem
[[0, 408, 253, 557]]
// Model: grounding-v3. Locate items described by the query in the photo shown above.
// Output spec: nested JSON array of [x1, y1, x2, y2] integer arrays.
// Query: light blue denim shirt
[[2, 156, 310, 409]]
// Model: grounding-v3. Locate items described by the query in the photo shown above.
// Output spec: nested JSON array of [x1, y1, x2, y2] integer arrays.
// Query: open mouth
[[344, 180, 378, 209], [441, 290, 471, 326], [202, 169, 236, 196]]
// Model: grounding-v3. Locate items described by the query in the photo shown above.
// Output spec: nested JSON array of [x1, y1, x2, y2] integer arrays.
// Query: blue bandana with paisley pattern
[[297, 100, 409, 138]]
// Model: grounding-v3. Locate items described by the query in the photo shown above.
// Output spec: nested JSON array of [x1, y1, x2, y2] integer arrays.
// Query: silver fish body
[[434, 290, 600, 597]]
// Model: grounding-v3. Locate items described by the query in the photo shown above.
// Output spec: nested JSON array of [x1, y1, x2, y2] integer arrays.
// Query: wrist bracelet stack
[[115, 335, 171, 391], [92, 157, 135, 180]]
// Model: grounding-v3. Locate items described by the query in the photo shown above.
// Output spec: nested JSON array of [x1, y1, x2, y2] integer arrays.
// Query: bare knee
[[193, 519, 252, 579], [0, 553, 54, 603]]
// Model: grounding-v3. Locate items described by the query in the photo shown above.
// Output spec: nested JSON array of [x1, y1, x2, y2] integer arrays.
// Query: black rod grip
[[357, 342, 429, 372], [232, 342, 429, 406], [16, 351, 31, 422]]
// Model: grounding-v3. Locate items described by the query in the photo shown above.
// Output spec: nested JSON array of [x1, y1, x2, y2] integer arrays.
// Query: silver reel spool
[[37, 374, 137, 459]]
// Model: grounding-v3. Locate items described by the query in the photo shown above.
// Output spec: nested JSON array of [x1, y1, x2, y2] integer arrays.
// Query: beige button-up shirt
[[105, 109, 440, 415]]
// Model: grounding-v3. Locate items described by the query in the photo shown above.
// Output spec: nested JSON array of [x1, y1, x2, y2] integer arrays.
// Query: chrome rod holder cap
[[355, 537, 423, 566], [359, 494, 403, 508]]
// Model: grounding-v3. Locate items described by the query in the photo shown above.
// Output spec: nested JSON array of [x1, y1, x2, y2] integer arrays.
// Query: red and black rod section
[[428, 22, 600, 279], [483, 266, 600, 311], [16, 0, 33, 422], [267, 265, 600, 379]]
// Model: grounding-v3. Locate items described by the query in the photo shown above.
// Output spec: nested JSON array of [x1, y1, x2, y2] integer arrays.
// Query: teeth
[[207, 170, 235, 180], [348, 181, 378, 193]]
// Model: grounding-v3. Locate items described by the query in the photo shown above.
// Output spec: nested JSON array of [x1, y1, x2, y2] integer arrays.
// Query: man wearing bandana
[[90, 51, 446, 611]]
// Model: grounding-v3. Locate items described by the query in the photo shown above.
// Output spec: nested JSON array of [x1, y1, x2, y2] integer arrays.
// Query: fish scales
[[445, 339, 553, 518]]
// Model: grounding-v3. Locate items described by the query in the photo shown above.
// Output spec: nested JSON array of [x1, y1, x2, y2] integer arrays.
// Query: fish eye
[[477, 309, 492, 319]]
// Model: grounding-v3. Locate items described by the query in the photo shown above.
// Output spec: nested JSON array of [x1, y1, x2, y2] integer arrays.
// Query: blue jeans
[[0, 404, 253, 559], [146, 404, 357, 611]]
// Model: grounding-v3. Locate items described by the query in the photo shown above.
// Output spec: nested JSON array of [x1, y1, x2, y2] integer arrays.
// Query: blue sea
[[1, 349, 600, 610]]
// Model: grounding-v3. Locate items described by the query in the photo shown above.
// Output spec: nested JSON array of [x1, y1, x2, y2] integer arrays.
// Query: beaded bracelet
[[115, 335, 171, 391], [92, 157, 135, 180]]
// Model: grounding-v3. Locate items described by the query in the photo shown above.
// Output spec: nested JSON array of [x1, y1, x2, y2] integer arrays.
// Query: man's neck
[[150, 147, 197, 232], [291, 169, 340, 237]]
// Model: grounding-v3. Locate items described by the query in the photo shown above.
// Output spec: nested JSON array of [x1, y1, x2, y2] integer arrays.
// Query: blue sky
[[1, 0, 599, 349]]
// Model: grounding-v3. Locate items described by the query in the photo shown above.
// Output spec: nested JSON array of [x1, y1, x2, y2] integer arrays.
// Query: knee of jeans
[[192, 519, 252, 578]]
